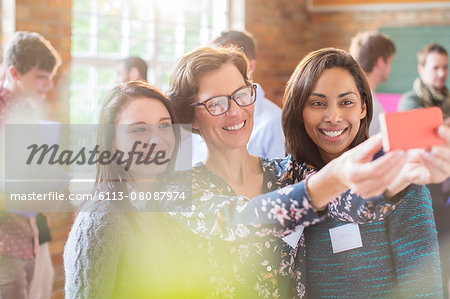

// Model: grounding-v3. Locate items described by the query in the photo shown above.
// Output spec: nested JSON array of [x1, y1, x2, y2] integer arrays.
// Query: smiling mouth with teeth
[[223, 121, 245, 131], [321, 129, 345, 138]]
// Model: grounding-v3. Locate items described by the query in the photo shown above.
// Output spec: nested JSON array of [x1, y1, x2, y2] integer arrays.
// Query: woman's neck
[[205, 146, 263, 198], [128, 177, 157, 192]]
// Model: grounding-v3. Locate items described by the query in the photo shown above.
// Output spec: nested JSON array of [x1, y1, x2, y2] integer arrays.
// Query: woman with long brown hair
[[281, 48, 448, 297], [64, 81, 197, 298]]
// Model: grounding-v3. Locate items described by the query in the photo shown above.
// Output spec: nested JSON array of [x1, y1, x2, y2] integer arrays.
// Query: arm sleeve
[[64, 202, 123, 299], [171, 180, 325, 241], [277, 158, 404, 224], [386, 185, 443, 297], [327, 187, 406, 224]]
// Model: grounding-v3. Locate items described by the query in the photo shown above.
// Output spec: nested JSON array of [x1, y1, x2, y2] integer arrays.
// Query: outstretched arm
[[171, 135, 409, 240], [172, 179, 325, 241], [308, 134, 407, 209], [277, 135, 408, 223]]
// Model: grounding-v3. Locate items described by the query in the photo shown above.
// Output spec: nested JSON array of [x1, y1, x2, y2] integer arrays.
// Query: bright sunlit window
[[70, 0, 231, 124]]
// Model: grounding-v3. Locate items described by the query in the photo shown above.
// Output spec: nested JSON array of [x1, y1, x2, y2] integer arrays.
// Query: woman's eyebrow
[[310, 93, 326, 98], [160, 117, 171, 122], [232, 85, 247, 94], [205, 85, 247, 100], [338, 91, 356, 98], [310, 91, 357, 98]]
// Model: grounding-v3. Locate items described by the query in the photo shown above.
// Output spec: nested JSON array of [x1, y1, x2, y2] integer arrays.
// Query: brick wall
[[1, 0, 16, 58], [246, 0, 450, 106], [246, 0, 312, 106], [309, 7, 450, 51]]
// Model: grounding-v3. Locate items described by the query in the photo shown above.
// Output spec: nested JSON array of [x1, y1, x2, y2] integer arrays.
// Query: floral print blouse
[[172, 156, 400, 298], [184, 159, 316, 298]]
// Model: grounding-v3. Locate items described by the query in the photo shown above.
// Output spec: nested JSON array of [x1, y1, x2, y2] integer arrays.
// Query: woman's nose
[[324, 106, 342, 124], [148, 131, 163, 145], [225, 98, 239, 116]]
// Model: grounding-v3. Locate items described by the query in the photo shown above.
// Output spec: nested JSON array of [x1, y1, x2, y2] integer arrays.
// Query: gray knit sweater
[[64, 200, 132, 299], [63, 200, 198, 298]]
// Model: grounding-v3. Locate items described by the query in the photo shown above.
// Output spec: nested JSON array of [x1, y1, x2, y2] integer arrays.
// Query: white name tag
[[282, 226, 304, 249], [329, 223, 363, 254]]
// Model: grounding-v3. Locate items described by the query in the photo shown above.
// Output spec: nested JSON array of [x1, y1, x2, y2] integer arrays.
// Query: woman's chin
[[128, 166, 169, 181]]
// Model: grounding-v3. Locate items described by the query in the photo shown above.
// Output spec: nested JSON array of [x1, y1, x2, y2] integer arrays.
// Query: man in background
[[349, 30, 396, 135], [116, 56, 148, 83], [0, 31, 61, 299], [398, 42, 450, 118], [399, 42, 450, 298]]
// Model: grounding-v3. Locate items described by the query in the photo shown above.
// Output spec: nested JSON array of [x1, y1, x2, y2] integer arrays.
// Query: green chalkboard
[[377, 26, 450, 94]]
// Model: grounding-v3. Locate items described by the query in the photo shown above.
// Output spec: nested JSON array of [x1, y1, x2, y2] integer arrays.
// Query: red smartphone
[[379, 107, 445, 151]]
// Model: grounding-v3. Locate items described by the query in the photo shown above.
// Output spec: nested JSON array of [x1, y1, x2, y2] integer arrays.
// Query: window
[[71, 0, 232, 124]]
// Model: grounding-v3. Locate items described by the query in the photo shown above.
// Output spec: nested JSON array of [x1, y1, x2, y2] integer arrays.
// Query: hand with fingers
[[386, 117, 450, 189], [307, 134, 407, 209], [333, 134, 407, 198], [416, 117, 450, 183]]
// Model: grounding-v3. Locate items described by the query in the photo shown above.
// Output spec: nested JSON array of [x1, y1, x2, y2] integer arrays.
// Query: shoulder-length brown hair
[[282, 48, 373, 169], [94, 81, 180, 192], [167, 46, 251, 133]]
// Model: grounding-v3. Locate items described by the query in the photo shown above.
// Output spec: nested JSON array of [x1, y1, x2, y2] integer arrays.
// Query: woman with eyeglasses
[[166, 46, 419, 297]]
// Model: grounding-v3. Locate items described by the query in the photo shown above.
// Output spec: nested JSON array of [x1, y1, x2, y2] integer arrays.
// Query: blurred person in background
[[0, 31, 61, 299], [349, 30, 395, 135], [399, 42, 449, 117], [115, 56, 148, 84], [399, 42, 450, 298]]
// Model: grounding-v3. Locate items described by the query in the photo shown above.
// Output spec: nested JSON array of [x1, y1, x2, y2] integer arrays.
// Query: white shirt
[[369, 92, 384, 136]]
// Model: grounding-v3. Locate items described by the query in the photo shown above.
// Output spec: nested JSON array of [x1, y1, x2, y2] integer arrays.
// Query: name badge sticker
[[282, 226, 304, 249], [329, 223, 363, 254]]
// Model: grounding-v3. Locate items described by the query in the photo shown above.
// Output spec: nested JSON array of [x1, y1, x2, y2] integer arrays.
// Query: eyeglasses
[[192, 84, 257, 116]]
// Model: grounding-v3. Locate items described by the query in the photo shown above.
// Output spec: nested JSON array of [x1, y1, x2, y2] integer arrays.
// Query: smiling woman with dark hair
[[281, 48, 446, 297]]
